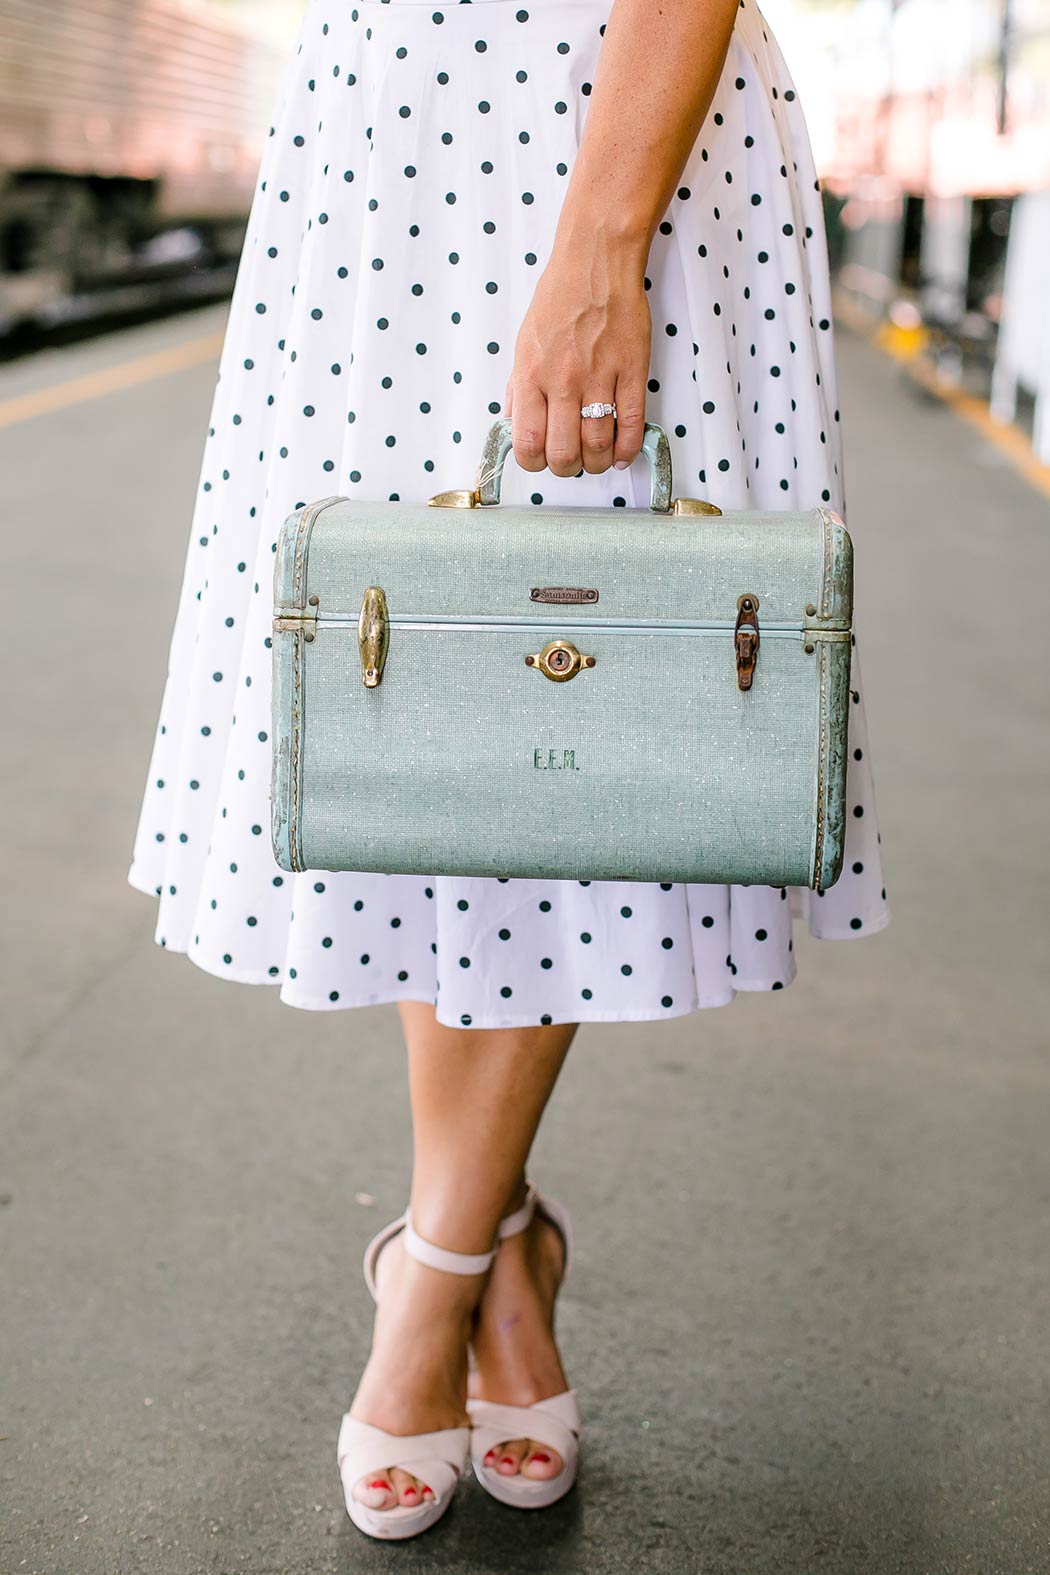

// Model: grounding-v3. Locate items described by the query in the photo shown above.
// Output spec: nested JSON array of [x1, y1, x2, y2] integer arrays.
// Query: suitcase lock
[[525, 640, 596, 682]]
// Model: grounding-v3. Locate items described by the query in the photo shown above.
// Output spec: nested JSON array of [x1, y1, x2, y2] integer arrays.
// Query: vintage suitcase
[[270, 419, 853, 889]]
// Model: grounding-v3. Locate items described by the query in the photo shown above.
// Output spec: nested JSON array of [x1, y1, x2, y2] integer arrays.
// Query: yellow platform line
[[834, 289, 1050, 501], [0, 330, 225, 431]]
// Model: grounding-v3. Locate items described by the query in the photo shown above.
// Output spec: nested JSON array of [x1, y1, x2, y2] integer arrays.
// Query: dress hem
[[128, 870, 891, 1027], [798, 907, 892, 944]]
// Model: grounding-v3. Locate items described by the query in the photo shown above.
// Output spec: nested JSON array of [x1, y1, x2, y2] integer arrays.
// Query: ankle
[[404, 1199, 501, 1260], [406, 1172, 530, 1260], [500, 1174, 530, 1218], [388, 1251, 489, 1319], [496, 1210, 565, 1292]]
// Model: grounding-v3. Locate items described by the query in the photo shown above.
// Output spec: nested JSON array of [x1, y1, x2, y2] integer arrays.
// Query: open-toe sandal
[[337, 1211, 498, 1540], [466, 1183, 582, 1510]]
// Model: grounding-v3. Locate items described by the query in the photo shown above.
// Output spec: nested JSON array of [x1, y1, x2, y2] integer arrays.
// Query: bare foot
[[347, 1235, 480, 1511], [468, 1205, 570, 1481]]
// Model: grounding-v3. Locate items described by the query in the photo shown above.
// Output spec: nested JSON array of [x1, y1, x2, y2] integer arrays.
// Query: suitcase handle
[[475, 417, 674, 513]]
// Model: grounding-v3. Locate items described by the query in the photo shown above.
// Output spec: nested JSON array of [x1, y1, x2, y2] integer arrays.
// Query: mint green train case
[[271, 420, 853, 889]]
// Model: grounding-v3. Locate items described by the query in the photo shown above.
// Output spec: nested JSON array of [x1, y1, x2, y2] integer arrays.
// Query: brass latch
[[359, 586, 389, 688], [525, 639, 596, 683], [734, 594, 760, 691]]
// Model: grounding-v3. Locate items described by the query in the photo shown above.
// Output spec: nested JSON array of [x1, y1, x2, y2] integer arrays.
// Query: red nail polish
[[530, 1452, 551, 1464], [501, 1455, 515, 1466], [403, 1488, 417, 1498], [368, 1480, 389, 1490]]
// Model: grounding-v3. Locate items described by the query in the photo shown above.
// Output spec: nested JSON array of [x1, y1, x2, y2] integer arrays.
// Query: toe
[[493, 1437, 529, 1475], [353, 1471, 397, 1510], [520, 1441, 564, 1480], [390, 1466, 425, 1507]]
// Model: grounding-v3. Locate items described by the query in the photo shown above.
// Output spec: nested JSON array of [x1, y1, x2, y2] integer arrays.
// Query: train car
[[818, 0, 1050, 332], [0, 0, 286, 300]]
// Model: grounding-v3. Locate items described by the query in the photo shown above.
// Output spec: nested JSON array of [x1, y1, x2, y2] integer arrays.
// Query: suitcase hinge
[[735, 594, 760, 690], [802, 601, 851, 653], [273, 594, 319, 641]]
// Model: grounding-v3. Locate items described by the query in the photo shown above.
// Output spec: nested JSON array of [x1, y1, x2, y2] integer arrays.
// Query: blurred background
[[3, 5, 1049, 1574], [1, 0, 1048, 447]]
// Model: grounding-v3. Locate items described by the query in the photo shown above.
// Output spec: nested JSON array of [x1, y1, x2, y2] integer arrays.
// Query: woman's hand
[[505, 232, 652, 479], [503, 0, 738, 485]]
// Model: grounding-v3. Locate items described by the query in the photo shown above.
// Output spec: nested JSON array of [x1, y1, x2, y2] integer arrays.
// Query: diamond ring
[[580, 401, 616, 419]]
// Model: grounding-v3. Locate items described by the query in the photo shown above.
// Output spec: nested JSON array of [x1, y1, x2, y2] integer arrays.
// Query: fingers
[[612, 373, 647, 471], [510, 380, 547, 474], [580, 402, 616, 475], [545, 390, 584, 479], [507, 379, 645, 478]]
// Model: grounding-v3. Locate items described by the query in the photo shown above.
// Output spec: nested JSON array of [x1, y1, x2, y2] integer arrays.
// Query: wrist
[[549, 203, 653, 276]]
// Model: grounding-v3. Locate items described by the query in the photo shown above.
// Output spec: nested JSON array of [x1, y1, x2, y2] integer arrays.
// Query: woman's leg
[[348, 1003, 577, 1510]]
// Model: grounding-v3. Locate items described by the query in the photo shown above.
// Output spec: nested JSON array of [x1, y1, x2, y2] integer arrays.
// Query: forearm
[[552, 0, 740, 272]]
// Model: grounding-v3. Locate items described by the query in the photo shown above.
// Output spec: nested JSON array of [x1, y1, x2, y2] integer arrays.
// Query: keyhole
[[548, 647, 572, 673]]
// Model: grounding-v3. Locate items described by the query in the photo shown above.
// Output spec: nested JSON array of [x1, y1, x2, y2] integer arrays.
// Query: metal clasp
[[734, 594, 760, 691], [359, 586, 389, 687]]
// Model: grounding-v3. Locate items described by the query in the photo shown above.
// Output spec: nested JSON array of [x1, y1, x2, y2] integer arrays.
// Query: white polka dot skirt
[[128, 0, 891, 1027]]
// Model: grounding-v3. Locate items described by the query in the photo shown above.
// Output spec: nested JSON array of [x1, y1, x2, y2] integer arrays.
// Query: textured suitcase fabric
[[270, 478, 854, 891]]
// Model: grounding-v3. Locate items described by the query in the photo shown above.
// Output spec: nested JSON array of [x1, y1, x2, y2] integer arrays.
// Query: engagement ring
[[580, 401, 616, 419]]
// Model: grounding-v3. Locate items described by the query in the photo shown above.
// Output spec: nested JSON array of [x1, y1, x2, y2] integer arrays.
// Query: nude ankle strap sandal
[[466, 1185, 582, 1510], [362, 1183, 558, 1303], [337, 1217, 499, 1541]]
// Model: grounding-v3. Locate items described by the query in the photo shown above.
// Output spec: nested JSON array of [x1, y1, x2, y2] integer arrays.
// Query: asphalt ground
[[2, 304, 1048, 1574]]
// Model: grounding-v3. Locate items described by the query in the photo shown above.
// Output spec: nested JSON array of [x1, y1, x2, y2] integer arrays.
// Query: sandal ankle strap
[[402, 1208, 498, 1276], [497, 1181, 538, 1241], [496, 1181, 574, 1285]]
